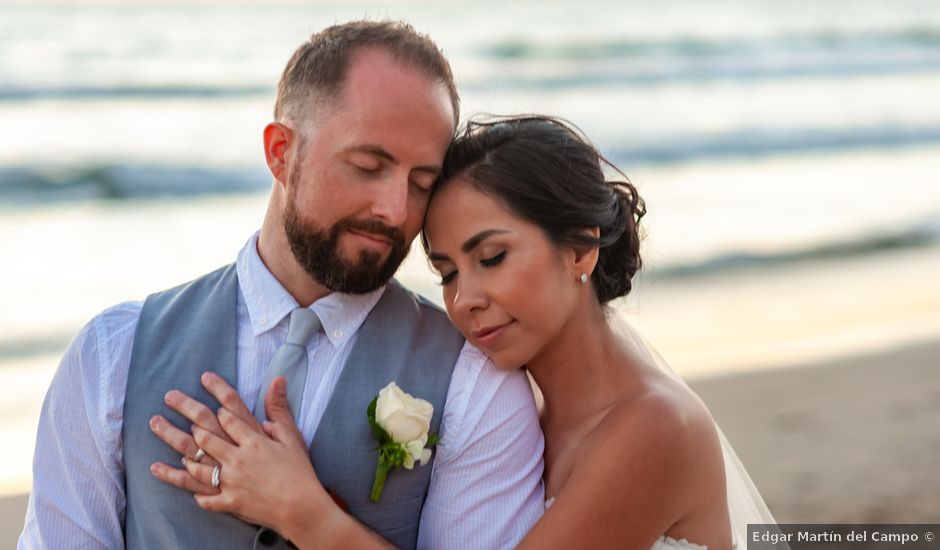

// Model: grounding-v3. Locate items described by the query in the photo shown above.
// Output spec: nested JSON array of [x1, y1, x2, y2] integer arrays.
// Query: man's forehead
[[340, 48, 452, 114]]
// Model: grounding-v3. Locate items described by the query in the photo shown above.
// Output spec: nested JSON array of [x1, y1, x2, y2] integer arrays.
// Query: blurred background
[[2, 0, 939, 542]]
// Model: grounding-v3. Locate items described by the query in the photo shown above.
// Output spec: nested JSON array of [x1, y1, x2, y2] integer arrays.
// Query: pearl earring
[[579, 273, 588, 285]]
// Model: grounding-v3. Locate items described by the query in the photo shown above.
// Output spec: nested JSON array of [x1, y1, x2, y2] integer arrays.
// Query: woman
[[153, 116, 774, 548]]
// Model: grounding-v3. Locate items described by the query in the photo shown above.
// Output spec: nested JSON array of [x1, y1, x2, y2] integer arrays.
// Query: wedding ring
[[211, 465, 221, 488], [193, 448, 206, 462]]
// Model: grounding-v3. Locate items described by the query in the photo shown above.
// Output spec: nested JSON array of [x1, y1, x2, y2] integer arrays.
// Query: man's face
[[283, 48, 455, 294]]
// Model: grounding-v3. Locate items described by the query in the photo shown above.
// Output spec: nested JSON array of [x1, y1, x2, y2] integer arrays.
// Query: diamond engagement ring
[[193, 448, 206, 462], [211, 465, 221, 488]]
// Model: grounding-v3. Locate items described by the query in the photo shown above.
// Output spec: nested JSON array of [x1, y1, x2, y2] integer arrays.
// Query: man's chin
[[339, 232, 393, 263], [324, 252, 398, 292]]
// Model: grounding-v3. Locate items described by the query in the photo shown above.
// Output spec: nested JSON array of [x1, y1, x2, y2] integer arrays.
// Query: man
[[19, 21, 544, 549]]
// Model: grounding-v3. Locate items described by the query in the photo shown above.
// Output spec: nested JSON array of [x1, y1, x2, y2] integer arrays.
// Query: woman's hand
[[150, 372, 274, 529], [149, 371, 263, 496], [186, 375, 338, 537], [151, 373, 388, 548]]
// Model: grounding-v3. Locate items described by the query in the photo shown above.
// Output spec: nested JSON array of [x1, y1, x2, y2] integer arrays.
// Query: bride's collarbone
[[541, 394, 636, 499]]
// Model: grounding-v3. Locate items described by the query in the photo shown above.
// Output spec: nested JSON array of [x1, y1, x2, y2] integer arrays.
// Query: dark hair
[[422, 115, 645, 304], [275, 20, 459, 126]]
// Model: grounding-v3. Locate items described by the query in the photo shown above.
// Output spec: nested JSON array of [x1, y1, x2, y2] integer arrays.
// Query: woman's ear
[[566, 227, 600, 281], [263, 122, 294, 187]]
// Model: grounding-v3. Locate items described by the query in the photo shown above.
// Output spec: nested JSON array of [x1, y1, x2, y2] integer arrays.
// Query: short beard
[[283, 169, 408, 295]]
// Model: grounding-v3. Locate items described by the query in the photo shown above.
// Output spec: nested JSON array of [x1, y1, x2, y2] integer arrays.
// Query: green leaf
[[379, 443, 407, 467], [426, 432, 440, 447], [366, 396, 391, 445], [367, 396, 377, 420]]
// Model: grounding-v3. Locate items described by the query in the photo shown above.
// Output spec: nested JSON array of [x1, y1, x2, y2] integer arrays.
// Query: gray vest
[[123, 264, 464, 549]]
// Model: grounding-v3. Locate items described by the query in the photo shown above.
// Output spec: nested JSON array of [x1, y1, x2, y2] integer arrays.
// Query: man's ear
[[567, 227, 601, 281], [263, 122, 294, 186]]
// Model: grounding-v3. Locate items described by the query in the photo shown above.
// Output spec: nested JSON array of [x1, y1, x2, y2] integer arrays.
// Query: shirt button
[[333, 329, 343, 339]]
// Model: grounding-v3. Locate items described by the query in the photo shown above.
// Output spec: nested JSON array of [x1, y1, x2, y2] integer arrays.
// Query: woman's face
[[424, 176, 578, 370]]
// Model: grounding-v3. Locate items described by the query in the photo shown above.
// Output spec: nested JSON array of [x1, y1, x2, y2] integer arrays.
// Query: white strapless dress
[[544, 497, 708, 550]]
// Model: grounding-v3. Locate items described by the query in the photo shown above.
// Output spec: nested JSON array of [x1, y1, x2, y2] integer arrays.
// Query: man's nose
[[371, 172, 410, 228]]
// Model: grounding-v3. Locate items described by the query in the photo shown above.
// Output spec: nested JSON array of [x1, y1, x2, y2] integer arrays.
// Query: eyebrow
[[428, 229, 510, 262], [344, 144, 441, 175]]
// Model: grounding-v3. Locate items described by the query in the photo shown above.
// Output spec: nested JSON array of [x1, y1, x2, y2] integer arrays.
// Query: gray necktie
[[254, 307, 321, 423]]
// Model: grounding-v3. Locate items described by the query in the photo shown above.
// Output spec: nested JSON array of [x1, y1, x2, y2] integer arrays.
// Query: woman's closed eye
[[438, 270, 457, 286], [430, 261, 456, 286], [437, 251, 507, 286], [480, 251, 506, 267]]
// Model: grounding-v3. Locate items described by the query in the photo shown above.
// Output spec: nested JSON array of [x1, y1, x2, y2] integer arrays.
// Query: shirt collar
[[236, 231, 386, 348]]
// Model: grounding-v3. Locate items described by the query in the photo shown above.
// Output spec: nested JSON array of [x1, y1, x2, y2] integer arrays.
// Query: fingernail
[[164, 391, 174, 404], [150, 464, 159, 475], [181, 457, 188, 466], [201, 372, 213, 383], [149, 416, 159, 429]]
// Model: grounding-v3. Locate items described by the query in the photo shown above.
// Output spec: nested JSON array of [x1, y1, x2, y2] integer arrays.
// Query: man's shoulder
[[90, 300, 145, 336], [85, 264, 236, 342], [146, 263, 236, 303]]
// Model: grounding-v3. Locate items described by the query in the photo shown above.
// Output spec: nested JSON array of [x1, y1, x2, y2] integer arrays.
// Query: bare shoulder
[[616, 380, 715, 440], [593, 375, 726, 500]]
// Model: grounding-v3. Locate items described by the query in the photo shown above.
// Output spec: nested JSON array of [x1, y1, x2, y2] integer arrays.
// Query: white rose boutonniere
[[367, 382, 439, 502]]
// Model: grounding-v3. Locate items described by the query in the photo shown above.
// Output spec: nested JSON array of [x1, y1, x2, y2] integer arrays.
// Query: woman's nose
[[452, 273, 488, 316]]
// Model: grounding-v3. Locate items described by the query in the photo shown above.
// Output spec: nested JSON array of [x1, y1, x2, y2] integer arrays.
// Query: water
[[3, 1, 940, 274], [3, 0, 940, 497], [2, 0, 940, 333]]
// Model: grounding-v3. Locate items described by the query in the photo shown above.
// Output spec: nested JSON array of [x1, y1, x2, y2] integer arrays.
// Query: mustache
[[336, 218, 406, 248]]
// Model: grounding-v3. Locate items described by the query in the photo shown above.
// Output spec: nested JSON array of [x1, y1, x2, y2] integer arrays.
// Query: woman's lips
[[472, 321, 515, 347]]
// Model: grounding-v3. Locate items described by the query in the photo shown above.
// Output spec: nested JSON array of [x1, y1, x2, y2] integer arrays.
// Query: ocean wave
[[606, 124, 940, 165], [647, 221, 940, 281], [5, 29, 940, 102], [3, 123, 940, 207], [0, 84, 272, 102], [484, 27, 940, 60], [0, 164, 269, 206], [463, 27, 940, 90], [461, 57, 940, 91]]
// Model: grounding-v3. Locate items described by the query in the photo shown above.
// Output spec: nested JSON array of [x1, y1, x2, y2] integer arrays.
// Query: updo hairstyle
[[422, 115, 646, 304]]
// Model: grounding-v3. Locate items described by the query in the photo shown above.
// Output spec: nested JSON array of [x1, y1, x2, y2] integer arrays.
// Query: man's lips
[[347, 228, 393, 247]]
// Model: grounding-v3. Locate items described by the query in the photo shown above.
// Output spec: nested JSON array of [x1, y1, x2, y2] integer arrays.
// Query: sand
[[1, 494, 27, 547], [4, 338, 937, 547], [689, 338, 940, 523]]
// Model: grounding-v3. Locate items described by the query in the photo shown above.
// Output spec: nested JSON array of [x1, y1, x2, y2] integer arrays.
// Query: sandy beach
[[4, 337, 938, 546], [690, 337, 940, 524]]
